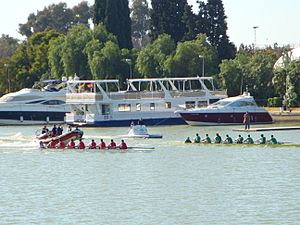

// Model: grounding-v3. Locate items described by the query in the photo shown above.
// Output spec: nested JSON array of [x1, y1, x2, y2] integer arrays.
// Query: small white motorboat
[[123, 122, 163, 139]]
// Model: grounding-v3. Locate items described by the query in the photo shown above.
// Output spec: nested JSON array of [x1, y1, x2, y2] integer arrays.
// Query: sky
[[0, 0, 299, 47]]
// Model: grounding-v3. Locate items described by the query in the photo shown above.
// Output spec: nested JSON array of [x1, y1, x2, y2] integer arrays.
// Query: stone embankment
[[265, 107, 300, 122]]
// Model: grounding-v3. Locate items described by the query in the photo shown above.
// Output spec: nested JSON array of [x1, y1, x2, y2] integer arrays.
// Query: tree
[[150, 0, 188, 43], [48, 35, 66, 79], [19, 2, 92, 38], [0, 35, 19, 59], [131, 0, 151, 48], [182, 3, 197, 41], [93, 0, 132, 49]]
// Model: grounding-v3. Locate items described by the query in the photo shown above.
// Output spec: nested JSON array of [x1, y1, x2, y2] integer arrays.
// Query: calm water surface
[[1, 124, 300, 225]]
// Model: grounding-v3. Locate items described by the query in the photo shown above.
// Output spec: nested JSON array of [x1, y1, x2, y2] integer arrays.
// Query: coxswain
[[184, 137, 192, 143], [68, 139, 76, 149], [99, 139, 106, 149], [258, 134, 266, 144], [268, 135, 278, 144], [214, 133, 222, 144], [47, 139, 57, 148], [78, 139, 86, 149], [194, 133, 201, 143], [202, 134, 211, 144], [235, 135, 244, 144], [119, 140, 128, 149], [244, 134, 254, 144], [89, 139, 97, 149], [108, 139, 117, 149], [224, 134, 233, 144], [56, 139, 66, 149]]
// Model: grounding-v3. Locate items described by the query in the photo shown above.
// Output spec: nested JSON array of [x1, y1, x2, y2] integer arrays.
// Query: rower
[[268, 135, 278, 144], [235, 134, 244, 144], [47, 138, 56, 148], [244, 134, 254, 144], [224, 134, 233, 144], [78, 139, 86, 149], [214, 133, 222, 144], [68, 139, 76, 149], [202, 134, 211, 144], [56, 139, 66, 149], [258, 134, 266, 144], [39, 141, 45, 149], [108, 139, 117, 149], [99, 139, 106, 149], [88, 139, 97, 149], [194, 133, 201, 143], [184, 137, 192, 143], [119, 140, 128, 149]]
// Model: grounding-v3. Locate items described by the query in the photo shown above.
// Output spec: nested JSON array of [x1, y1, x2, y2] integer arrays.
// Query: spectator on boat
[[78, 139, 85, 149], [99, 139, 106, 149], [214, 133, 222, 144], [68, 139, 76, 149], [56, 139, 66, 149], [47, 139, 57, 148], [89, 139, 97, 149], [119, 140, 128, 149], [68, 125, 72, 132], [268, 135, 278, 144], [130, 121, 135, 127], [224, 134, 233, 144], [194, 133, 201, 143], [184, 137, 192, 143], [74, 125, 81, 132], [51, 125, 58, 137], [202, 134, 211, 144], [243, 112, 251, 130], [108, 139, 117, 149], [235, 135, 244, 144], [41, 126, 49, 134], [244, 134, 254, 144], [258, 134, 266, 144], [57, 125, 63, 135], [137, 119, 144, 125]]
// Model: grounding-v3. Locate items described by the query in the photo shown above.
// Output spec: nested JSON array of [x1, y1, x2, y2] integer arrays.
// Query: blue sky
[[0, 0, 299, 47]]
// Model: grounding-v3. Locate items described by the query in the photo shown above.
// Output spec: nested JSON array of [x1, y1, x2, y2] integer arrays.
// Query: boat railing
[[66, 93, 103, 102], [211, 90, 227, 96], [170, 90, 206, 98], [109, 91, 165, 100]]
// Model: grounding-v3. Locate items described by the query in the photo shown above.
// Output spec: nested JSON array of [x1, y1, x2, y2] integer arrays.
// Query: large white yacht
[[175, 91, 273, 126], [65, 77, 227, 127], [0, 80, 69, 125]]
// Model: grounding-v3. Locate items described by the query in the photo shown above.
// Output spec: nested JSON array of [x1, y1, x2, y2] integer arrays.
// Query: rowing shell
[[185, 142, 300, 148], [40, 146, 155, 151]]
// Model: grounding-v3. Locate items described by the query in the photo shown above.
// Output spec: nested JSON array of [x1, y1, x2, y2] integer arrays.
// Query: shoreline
[[266, 107, 300, 122]]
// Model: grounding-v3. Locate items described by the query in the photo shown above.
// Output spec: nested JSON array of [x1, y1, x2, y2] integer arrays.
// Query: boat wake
[[0, 133, 37, 151]]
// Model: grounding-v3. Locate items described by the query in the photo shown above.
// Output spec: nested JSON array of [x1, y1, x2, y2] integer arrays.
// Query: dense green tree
[[93, 0, 132, 49], [150, 0, 188, 43], [48, 35, 66, 79], [0, 35, 19, 59], [131, 0, 151, 48], [182, 4, 197, 41], [19, 2, 91, 38]]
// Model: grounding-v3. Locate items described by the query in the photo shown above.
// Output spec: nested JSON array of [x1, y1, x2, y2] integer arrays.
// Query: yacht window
[[42, 100, 65, 105], [150, 103, 155, 110], [197, 101, 207, 108], [212, 100, 230, 106], [118, 104, 131, 112], [185, 101, 195, 109], [26, 100, 45, 104], [136, 103, 141, 111], [165, 102, 171, 109]]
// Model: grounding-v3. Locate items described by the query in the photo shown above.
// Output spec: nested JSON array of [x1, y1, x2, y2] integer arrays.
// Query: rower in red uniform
[[78, 139, 85, 149], [68, 139, 75, 149], [119, 140, 127, 150], [108, 139, 117, 149], [56, 139, 66, 149], [89, 139, 97, 149], [99, 139, 106, 149], [47, 139, 57, 148]]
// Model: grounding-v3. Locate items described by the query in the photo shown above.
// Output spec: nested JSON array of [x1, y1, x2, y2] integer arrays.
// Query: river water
[[1, 123, 300, 225]]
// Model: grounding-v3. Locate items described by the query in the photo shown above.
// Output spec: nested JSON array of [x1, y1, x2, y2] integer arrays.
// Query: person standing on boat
[[194, 133, 201, 143], [68, 139, 75, 149], [57, 125, 63, 135], [51, 125, 58, 137], [214, 133, 222, 144], [235, 135, 244, 144], [258, 134, 266, 144], [88, 139, 97, 149], [108, 139, 117, 149], [243, 112, 251, 130], [224, 134, 233, 144], [78, 139, 85, 149], [42, 126, 49, 134], [202, 134, 211, 144], [244, 134, 254, 144], [268, 135, 278, 144], [99, 139, 106, 149], [119, 140, 128, 149]]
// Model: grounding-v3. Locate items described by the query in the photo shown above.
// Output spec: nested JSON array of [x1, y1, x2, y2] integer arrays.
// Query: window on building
[[118, 104, 131, 112]]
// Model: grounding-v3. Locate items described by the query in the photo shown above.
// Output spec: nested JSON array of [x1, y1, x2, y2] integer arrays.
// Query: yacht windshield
[[212, 100, 231, 106]]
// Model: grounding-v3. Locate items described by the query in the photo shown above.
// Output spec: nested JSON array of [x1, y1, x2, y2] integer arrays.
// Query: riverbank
[[266, 107, 300, 122]]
